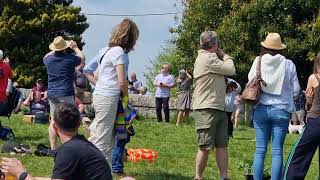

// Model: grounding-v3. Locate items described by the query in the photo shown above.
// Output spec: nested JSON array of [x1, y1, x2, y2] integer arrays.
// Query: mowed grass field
[[0, 114, 318, 179]]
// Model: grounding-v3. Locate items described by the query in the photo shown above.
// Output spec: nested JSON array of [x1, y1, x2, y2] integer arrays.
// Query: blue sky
[[73, 0, 180, 83]]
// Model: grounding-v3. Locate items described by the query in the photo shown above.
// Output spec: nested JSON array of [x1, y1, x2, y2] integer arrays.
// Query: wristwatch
[[19, 171, 28, 180]]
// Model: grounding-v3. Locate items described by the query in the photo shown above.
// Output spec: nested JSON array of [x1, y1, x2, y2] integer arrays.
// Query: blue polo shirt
[[43, 52, 81, 99]]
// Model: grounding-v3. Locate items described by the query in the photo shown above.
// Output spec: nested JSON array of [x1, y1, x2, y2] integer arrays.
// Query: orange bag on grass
[[127, 148, 158, 162]]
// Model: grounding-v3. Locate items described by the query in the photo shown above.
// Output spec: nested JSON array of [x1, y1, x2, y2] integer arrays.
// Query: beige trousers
[[89, 94, 119, 168]]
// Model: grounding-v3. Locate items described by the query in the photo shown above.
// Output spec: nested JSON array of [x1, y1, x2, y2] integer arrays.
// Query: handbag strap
[[99, 47, 111, 64], [256, 56, 267, 86], [256, 56, 262, 78]]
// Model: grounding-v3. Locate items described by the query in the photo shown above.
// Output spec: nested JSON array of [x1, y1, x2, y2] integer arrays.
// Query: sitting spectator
[[23, 79, 48, 114], [0, 103, 112, 180], [138, 86, 147, 95], [129, 72, 143, 94]]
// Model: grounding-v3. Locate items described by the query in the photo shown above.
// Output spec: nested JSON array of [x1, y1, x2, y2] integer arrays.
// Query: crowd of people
[[0, 17, 319, 180]]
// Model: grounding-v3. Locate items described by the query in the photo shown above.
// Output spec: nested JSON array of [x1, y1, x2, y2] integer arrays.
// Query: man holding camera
[[192, 31, 235, 180], [128, 72, 142, 94], [153, 64, 176, 122], [43, 36, 85, 150]]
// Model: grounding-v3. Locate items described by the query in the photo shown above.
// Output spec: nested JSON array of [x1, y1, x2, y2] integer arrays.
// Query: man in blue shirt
[[43, 36, 85, 150]]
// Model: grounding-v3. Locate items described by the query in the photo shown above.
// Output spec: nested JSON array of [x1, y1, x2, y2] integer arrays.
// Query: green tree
[[164, 0, 320, 88], [0, 0, 88, 87]]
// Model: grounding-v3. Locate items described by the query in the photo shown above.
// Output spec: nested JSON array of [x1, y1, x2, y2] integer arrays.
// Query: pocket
[[197, 129, 211, 146], [194, 110, 212, 129]]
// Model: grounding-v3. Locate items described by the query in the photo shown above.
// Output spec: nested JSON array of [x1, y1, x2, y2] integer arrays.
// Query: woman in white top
[[83, 18, 139, 167]]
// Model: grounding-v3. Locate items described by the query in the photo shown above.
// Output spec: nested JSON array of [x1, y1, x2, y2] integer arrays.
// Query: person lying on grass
[[0, 103, 112, 180]]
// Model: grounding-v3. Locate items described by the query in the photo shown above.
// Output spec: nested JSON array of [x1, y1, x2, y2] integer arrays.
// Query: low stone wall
[[129, 94, 178, 119], [22, 89, 177, 119]]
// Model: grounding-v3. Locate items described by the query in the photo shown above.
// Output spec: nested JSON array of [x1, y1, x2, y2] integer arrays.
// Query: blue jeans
[[253, 105, 290, 180], [112, 137, 130, 173]]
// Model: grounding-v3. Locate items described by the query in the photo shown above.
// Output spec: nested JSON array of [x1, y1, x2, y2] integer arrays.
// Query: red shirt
[[0, 62, 13, 102]]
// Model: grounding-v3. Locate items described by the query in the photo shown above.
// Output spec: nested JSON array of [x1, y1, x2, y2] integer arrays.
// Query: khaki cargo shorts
[[194, 109, 228, 150]]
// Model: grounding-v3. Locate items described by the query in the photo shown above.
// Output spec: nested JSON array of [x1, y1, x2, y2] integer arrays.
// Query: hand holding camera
[[216, 48, 226, 60], [69, 40, 78, 50]]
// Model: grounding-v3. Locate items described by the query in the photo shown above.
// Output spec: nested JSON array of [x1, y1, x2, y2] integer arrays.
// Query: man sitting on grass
[[0, 103, 112, 180]]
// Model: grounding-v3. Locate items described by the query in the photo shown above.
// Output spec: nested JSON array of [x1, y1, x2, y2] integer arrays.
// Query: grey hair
[[199, 31, 218, 50]]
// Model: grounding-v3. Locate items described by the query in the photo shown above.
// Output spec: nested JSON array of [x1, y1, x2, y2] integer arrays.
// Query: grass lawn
[[0, 114, 319, 179]]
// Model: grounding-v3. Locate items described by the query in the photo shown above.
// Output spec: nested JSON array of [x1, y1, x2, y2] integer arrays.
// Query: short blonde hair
[[109, 18, 140, 53]]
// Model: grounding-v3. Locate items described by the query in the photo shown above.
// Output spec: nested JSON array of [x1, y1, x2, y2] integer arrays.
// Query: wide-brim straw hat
[[49, 36, 71, 51], [261, 33, 286, 50]]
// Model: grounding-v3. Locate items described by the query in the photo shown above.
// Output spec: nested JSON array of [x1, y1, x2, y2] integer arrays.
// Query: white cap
[[0, 50, 3, 60]]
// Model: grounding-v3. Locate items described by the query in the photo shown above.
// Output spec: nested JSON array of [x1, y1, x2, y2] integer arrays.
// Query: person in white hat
[[248, 33, 300, 180], [0, 50, 13, 115], [43, 36, 85, 150]]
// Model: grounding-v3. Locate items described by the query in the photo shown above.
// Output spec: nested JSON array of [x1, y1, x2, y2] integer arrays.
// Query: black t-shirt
[[52, 135, 112, 180]]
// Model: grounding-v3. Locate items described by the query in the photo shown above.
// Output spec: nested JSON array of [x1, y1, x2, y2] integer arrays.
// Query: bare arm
[[70, 40, 85, 65], [116, 64, 128, 97], [305, 74, 316, 111]]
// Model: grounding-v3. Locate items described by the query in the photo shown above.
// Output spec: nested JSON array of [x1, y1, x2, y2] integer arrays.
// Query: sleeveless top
[[307, 74, 320, 118]]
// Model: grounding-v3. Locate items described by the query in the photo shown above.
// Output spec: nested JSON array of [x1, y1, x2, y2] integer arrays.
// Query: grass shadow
[[129, 172, 192, 180]]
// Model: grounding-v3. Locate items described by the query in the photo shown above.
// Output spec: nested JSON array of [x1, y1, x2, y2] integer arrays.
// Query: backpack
[[0, 87, 20, 118], [242, 56, 266, 104]]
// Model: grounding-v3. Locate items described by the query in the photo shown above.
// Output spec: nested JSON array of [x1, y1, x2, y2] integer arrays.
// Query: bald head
[[130, 72, 137, 81], [161, 64, 170, 74]]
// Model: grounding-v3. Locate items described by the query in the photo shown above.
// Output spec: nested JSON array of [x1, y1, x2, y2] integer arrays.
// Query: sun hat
[[49, 36, 71, 51], [261, 33, 286, 50]]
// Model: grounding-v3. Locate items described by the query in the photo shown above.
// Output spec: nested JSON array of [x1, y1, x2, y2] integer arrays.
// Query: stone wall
[[22, 89, 177, 119], [129, 94, 178, 119]]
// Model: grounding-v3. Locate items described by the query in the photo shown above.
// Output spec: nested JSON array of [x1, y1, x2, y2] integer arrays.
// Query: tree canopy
[[147, 0, 320, 91], [0, 0, 88, 87]]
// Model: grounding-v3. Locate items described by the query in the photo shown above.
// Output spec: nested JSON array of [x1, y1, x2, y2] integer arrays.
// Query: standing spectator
[[0, 51, 13, 115], [153, 64, 176, 122], [225, 78, 241, 138], [84, 18, 139, 167], [44, 36, 85, 150], [0, 103, 112, 180], [283, 53, 320, 179], [192, 31, 235, 180], [176, 69, 192, 126], [233, 94, 243, 128], [12, 82, 24, 113], [128, 72, 142, 94], [249, 33, 300, 180]]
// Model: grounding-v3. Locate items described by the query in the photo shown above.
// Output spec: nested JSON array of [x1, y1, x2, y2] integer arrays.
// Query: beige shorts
[[194, 109, 228, 150]]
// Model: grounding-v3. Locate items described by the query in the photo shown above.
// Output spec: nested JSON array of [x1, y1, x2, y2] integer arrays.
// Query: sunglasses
[[161, 66, 165, 69]]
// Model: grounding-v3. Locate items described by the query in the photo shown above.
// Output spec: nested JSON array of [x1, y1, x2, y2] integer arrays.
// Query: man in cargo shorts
[[192, 31, 236, 180]]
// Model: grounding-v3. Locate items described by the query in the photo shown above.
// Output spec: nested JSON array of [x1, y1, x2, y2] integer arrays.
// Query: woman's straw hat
[[49, 36, 71, 51], [261, 33, 286, 50]]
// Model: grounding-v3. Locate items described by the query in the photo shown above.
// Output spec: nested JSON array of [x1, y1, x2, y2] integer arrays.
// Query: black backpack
[[0, 87, 19, 118]]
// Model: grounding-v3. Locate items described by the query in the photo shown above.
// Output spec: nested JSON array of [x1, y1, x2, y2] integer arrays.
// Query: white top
[[84, 46, 129, 96], [154, 73, 175, 98], [249, 54, 286, 95]]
